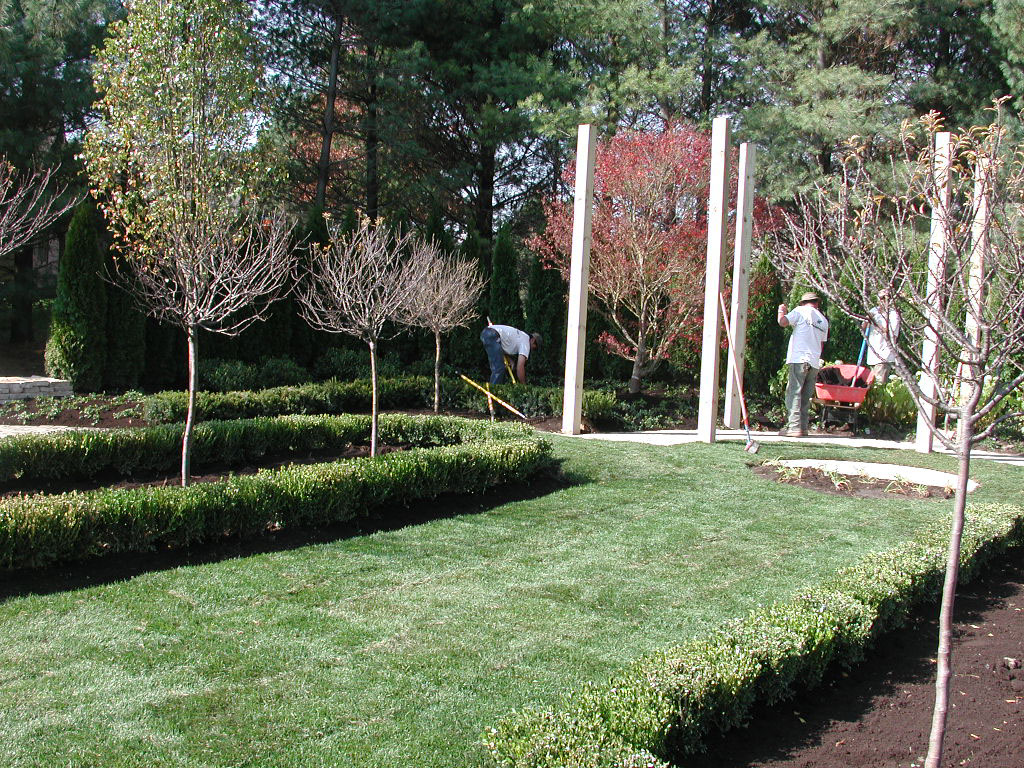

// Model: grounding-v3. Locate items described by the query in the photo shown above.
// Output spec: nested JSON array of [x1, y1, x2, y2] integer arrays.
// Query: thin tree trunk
[[315, 16, 343, 211], [924, 407, 974, 768], [434, 330, 442, 414], [181, 325, 199, 487], [369, 339, 378, 456], [476, 145, 496, 246]]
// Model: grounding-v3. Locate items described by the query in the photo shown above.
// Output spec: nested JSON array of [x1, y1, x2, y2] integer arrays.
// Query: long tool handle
[[854, 330, 868, 386], [718, 294, 752, 429], [458, 374, 528, 420]]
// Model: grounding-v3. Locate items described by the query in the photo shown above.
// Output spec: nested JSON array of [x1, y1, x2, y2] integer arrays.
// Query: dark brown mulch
[[752, 463, 955, 500], [688, 546, 1024, 768]]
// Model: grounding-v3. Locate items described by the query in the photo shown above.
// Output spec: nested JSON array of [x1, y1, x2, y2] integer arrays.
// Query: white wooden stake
[[561, 124, 597, 435], [724, 142, 755, 429], [916, 132, 951, 453], [697, 116, 731, 443]]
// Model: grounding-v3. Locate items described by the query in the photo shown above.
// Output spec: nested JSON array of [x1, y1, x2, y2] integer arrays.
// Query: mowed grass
[[1, 434, 1020, 768]]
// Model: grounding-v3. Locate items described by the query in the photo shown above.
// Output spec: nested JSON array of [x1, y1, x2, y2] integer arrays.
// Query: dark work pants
[[480, 327, 507, 385]]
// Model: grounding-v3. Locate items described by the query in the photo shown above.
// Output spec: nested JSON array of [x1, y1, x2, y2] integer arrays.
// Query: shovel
[[719, 294, 759, 454]]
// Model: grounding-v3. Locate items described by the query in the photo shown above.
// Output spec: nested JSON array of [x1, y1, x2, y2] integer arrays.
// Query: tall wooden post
[[724, 142, 755, 429], [561, 124, 597, 435], [697, 115, 731, 442], [916, 132, 951, 453]]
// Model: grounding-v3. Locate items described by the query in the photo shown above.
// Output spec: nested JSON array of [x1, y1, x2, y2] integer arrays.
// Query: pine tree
[[44, 201, 107, 391]]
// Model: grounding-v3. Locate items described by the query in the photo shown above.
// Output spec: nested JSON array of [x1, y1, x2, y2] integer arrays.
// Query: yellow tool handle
[[458, 374, 528, 420]]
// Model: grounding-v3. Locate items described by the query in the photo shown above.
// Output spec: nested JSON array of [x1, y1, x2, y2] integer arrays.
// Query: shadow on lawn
[[0, 465, 583, 603]]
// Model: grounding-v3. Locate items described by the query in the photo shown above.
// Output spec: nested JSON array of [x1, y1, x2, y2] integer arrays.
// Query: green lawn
[[1, 435, 1019, 768]]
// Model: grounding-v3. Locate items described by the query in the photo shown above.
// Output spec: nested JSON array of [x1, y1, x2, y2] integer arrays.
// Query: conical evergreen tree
[[488, 226, 524, 329], [44, 201, 107, 392], [523, 253, 566, 379], [103, 238, 147, 392]]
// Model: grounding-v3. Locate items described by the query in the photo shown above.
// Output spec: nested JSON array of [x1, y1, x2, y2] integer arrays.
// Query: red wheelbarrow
[[813, 363, 874, 430]]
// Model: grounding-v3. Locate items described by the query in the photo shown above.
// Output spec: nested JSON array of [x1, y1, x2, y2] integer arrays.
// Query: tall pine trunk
[[315, 17, 342, 211], [181, 325, 199, 487], [365, 46, 379, 221]]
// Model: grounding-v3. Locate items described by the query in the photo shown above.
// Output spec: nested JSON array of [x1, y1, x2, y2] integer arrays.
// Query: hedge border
[[0, 413, 531, 486], [483, 503, 1024, 767], [141, 376, 620, 425], [0, 417, 552, 571]]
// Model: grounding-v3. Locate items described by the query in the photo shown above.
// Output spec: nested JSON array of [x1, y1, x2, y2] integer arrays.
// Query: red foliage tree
[[531, 123, 777, 392]]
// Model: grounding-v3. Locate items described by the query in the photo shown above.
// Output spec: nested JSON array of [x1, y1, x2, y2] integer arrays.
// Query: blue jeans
[[481, 328, 507, 385]]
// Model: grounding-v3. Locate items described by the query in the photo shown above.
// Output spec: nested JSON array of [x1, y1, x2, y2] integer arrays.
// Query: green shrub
[[44, 201, 107, 392], [483, 503, 1024, 767], [312, 348, 401, 381], [861, 376, 916, 428], [143, 376, 618, 426], [0, 413, 520, 486], [0, 417, 552, 570]]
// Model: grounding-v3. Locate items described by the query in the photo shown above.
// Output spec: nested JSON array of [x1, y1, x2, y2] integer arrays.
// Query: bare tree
[[775, 110, 1024, 768], [118, 209, 295, 485], [296, 218, 425, 455], [0, 159, 77, 260], [396, 241, 484, 412]]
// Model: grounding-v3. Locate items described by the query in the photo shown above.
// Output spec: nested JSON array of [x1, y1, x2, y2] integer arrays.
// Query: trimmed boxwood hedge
[[482, 503, 1024, 767], [141, 376, 621, 426], [0, 416, 552, 571], [0, 413, 527, 486]]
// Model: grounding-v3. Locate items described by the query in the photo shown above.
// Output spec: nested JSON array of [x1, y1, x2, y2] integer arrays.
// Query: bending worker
[[480, 323, 542, 385], [777, 292, 829, 437]]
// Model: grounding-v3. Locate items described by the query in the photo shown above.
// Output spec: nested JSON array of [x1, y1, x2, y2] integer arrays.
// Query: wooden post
[[561, 124, 597, 435], [724, 142, 755, 429], [916, 132, 951, 453], [697, 115, 731, 442]]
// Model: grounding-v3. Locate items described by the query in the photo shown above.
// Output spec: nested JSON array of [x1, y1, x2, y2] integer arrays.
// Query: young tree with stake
[[776, 109, 1024, 768]]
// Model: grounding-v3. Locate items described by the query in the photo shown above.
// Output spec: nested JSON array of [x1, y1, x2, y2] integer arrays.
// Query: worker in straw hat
[[777, 292, 829, 437]]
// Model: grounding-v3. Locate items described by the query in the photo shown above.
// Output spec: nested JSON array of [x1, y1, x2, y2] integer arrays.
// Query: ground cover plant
[[1, 436, 1020, 767]]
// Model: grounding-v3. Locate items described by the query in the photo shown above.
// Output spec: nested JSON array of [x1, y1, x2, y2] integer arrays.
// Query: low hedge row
[[141, 377, 621, 426], [483, 503, 1024, 767], [0, 418, 553, 571], [0, 413, 520, 485]]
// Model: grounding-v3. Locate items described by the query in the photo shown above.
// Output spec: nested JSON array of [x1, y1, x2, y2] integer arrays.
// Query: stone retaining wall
[[0, 376, 73, 402]]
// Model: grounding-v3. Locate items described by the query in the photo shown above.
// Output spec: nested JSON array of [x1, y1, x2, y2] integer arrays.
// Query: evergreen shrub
[[0, 417, 552, 570], [44, 202, 107, 392]]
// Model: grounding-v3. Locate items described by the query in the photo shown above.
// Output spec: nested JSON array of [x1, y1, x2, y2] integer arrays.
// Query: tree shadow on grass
[[0, 462, 586, 603]]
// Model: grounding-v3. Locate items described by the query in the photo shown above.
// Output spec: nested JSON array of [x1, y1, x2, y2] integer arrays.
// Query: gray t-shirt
[[490, 325, 531, 358]]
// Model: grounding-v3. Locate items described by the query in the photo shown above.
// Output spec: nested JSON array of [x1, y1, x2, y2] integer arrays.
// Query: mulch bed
[[752, 463, 955, 500]]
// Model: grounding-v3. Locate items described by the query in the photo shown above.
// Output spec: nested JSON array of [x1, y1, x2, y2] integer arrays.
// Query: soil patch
[[688, 546, 1024, 768], [752, 462, 954, 500]]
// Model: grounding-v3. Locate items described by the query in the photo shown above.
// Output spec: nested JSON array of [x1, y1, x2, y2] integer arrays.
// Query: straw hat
[[798, 292, 820, 304]]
